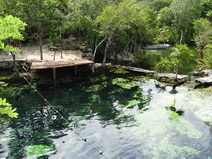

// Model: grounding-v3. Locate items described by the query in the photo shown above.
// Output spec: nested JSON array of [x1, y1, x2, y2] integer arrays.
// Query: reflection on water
[[135, 47, 198, 74], [0, 69, 211, 159]]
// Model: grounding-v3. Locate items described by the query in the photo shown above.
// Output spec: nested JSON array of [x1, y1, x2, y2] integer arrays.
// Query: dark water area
[[0, 68, 211, 159]]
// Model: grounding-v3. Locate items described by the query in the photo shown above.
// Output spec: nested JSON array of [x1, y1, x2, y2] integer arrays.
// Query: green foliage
[[193, 18, 212, 45], [197, 44, 212, 69], [193, 18, 212, 58], [95, 1, 157, 55], [155, 57, 171, 73], [170, 0, 201, 43], [0, 15, 26, 52], [0, 98, 18, 118], [155, 26, 177, 43], [0, 0, 210, 64], [0, 81, 9, 87], [90, 94, 100, 102], [150, 0, 172, 11], [25, 144, 56, 158], [155, 44, 192, 75]]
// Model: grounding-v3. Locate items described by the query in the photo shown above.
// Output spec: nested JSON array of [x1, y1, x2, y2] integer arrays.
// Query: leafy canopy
[[0, 98, 18, 119], [0, 15, 26, 52], [155, 44, 192, 74]]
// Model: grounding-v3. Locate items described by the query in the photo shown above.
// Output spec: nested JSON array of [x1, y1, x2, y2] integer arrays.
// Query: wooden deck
[[30, 58, 94, 70], [30, 58, 94, 87]]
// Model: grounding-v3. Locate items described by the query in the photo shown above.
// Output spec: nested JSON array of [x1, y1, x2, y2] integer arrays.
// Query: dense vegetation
[[0, 0, 211, 65]]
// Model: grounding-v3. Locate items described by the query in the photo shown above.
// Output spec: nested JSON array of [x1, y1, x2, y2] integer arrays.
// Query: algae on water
[[25, 144, 56, 158], [110, 68, 130, 74], [143, 136, 200, 159], [112, 78, 139, 89], [125, 99, 141, 108], [130, 109, 202, 158]]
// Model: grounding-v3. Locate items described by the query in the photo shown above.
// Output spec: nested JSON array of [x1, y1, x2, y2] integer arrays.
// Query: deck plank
[[30, 59, 94, 70]]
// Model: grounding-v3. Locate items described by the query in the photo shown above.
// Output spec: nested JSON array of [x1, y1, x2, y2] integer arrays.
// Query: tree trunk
[[92, 37, 106, 62], [59, 28, 63, 59], [102, 36, 112, 64], [199, 45, 204, 59], [124, 35, 135, 53], [179, 30, 183, 45], [10, 52, 17, 71], [39, 36, 43, 60]]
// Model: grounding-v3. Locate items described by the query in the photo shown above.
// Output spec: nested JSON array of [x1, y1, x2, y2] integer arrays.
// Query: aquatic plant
[[197, 44, 212, 69], [110, 67, 130, 74], [168, 111, 180, 120], [143, 136, 200, 159], [25, 144, 56, 158], [125, 99, 141, 108], [84, 84, 103, 92], [90, 75, 108, 83], [112, 78, 139, 89], [90, 94, 100, 102], [130, 109, 202, 158], [115, 114, 126, 120]]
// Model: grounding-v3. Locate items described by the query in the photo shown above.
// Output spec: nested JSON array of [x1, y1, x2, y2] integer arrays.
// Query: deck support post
[[53, 68, 56, 87], [92, 64, 95, 73], [75, 66, 77, 76]]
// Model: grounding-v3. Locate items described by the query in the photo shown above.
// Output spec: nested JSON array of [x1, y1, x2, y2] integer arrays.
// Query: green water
[[134, 47, 199, 74], [0, 68, 211, 159]]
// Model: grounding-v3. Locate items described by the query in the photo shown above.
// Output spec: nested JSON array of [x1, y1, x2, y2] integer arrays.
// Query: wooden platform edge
[[30, 59, 94, 70]]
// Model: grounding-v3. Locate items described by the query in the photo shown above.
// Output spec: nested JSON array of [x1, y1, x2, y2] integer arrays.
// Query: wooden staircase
[[21, 61, 31, 73]]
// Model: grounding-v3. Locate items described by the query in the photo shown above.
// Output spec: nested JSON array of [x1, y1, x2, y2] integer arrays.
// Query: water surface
[[134, 47, 198, 74], [0, 69, 211, 159]]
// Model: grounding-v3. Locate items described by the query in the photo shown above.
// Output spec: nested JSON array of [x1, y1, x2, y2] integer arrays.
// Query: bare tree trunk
[[92, 36, 107, 62], [124, 35, 135, 53], [198, 45, 204, 59], [59, 28, 63, 59], [10, 52, 17, 71], [134, 35, 137, 55], [102, 36, 112, 64], [18, 40, 22, 54], [179, 30, 183, 45], [199, 50, 204, 59], [38, 36, 43, 60]]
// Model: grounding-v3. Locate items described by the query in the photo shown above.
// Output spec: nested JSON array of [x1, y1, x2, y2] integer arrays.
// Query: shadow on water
[[0, 67, 211, 159]]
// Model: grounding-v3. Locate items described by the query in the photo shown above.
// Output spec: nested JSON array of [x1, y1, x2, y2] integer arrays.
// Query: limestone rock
[[82, 52, 93, 60], [195, 75, 212, 88], [125, 66, 156, 75], [200, 69, 212, 76], [154, 73, 188, 84]]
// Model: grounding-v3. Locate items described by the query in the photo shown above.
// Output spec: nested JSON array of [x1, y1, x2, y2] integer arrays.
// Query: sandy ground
[[0, 45, 82, 61]]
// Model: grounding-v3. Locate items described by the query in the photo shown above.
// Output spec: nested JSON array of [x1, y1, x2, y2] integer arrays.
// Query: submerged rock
[[200, 69, 212, 76], [190, 69, 212, 88], [195, 75, 212, 88], [154, 73, 188, 84]]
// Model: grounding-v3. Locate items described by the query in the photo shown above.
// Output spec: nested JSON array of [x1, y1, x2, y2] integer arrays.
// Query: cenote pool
[[0, 68, 212, 159], [133, 47, 199, 74]]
